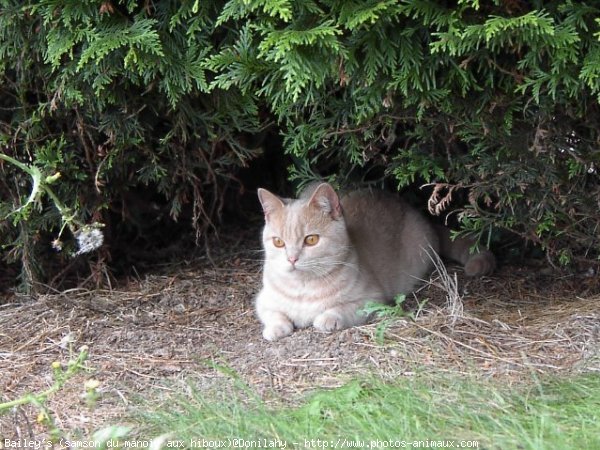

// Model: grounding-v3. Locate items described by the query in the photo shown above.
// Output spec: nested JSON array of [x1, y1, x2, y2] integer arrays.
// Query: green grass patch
[[139, 372, 600, 449]]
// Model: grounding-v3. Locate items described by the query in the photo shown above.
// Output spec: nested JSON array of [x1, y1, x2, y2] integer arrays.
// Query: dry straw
[[1, 234, 598, 437]]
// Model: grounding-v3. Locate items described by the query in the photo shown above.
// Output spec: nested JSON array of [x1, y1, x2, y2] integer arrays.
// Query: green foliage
[[207, 0, 600, 264], [0, 346, 92, 439], [140, 372, 600, 449], [0, 346, 131, 444], [0, 0, 262, 289], [361, 294, 428, 344], [1, 0, 599, 289], [0, 346, 90, 414]]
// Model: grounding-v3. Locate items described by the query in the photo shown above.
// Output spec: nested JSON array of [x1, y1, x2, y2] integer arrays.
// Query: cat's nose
[[287, 255, 298, 265]]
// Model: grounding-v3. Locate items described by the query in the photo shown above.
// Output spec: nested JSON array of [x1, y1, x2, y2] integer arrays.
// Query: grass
[[138, 371, 600, 450]]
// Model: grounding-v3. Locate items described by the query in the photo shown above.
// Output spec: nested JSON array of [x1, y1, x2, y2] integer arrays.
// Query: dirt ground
[[1, 227, 599, 439]]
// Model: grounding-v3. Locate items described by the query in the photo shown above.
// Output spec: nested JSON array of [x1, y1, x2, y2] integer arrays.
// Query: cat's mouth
[[286, 262, 308, 273]]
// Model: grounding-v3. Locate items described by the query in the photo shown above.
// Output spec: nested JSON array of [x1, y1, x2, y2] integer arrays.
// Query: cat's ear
[[257, 188, 285, 220], [309, 183, 342, 220]]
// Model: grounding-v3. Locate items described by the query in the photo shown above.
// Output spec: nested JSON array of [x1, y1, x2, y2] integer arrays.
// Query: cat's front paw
[[262, 321, 294, 341], [314, 311, 346, 333]]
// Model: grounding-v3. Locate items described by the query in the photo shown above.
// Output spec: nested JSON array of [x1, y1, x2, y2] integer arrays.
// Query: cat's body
[[256, 183, 495, 341]]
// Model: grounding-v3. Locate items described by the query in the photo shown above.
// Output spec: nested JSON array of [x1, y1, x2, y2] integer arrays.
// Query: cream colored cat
[[256, 183, 495, 341]]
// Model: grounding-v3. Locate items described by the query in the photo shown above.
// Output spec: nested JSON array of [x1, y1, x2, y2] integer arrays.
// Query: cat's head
[[257, 183, 350, 277]]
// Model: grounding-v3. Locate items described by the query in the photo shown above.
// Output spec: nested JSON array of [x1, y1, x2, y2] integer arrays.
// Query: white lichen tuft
[[75, 224, 104, 255]]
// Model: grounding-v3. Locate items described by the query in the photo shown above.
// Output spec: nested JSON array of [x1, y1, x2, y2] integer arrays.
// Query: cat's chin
[[279, 265, 311, 277]]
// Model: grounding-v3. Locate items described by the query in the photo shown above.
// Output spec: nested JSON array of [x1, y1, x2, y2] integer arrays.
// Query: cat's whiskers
[[298, 255, 359, 278]]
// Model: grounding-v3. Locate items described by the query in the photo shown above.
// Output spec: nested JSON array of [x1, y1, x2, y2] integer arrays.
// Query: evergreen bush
[[209, 0, 600, 265], [1, 1, 598, 290], [0, 0, 261, 289]]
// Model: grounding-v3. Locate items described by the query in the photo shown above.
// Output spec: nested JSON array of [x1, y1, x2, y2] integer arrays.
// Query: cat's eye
[[272, 237, 285, 248], [304, 234, 320, 246]]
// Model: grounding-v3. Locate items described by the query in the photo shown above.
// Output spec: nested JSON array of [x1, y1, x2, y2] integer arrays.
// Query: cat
[[255, 182, 495, 341]]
